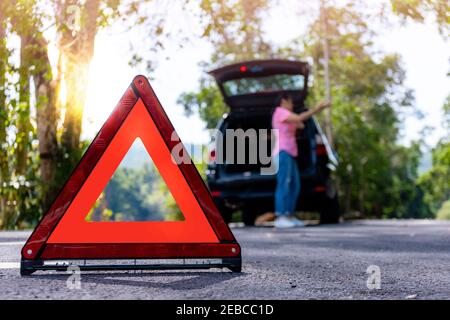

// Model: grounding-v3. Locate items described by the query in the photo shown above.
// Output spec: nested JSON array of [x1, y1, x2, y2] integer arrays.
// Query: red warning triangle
[[21, 76, 240, 273]]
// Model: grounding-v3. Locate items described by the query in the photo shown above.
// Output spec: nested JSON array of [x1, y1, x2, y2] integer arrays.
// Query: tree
[[86, 165, 182, 222], [417, 95, 450, 215], [0, 1, 44, 228], [0, 0, 173, 228], [304, 5, 422, 217], [199, 0, 272, 65], [179, 1, 425, 218], [436, 200, 450, 220], [56, 0, 100, 171], [390, 0, 449, 36], [179, 0, 272, 128], [389, 1, 449, 218], [319, 0, 333, 146], [10, 1, 59, 210], [443, 93, 450, 132], [418, 141, 450, 213], [0, 1, 10, 226], [54, 0, 173, 180]]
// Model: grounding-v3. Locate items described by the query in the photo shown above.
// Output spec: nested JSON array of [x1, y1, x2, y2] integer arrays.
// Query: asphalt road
[[1, 220, 450, 300]]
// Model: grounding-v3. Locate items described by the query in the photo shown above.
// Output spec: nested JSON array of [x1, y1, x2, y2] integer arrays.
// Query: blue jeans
[[274, 151, 300, 216]]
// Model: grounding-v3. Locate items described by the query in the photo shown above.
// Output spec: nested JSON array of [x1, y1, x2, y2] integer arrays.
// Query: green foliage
[[0, 0, 448, 229], [443, 94, 450, 131], [87, 164, 183, 222], [417, 141, 450, 213], [416, 95, 450, 216], [179, 2, 433, 219], [0, 150, 42, 229], [177, 79, 227, 129], [0, 0, 45, 228], [390, 0, 450, 36], [199, 0, 272, 65], [436, 200, 450, 220], [0, 0, 172, 229], [303, 5, 425, 218], [179, 0, 272, 128]]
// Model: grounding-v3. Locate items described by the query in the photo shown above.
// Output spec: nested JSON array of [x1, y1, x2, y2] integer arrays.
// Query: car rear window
[[222, 74, 305, 97]]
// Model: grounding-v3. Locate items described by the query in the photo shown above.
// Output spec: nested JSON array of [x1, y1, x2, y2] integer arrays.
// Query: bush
[[436, 200, 450, 220]]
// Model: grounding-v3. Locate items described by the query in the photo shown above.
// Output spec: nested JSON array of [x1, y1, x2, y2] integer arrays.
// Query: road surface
[[1, 220, 450, 299]]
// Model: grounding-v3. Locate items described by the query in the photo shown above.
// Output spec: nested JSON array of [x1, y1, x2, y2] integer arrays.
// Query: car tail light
[[209, 149, 216, 162], [211, 191, 221, 197], [316, 144, 327, 156], [239, 65, 247, 72], [314, 186, 326, 193]]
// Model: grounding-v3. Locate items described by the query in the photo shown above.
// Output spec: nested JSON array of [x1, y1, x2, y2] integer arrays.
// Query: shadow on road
[[31, 270, 244, 290]]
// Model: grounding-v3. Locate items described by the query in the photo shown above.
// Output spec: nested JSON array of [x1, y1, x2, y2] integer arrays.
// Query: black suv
[[206, 59, 340, 225]]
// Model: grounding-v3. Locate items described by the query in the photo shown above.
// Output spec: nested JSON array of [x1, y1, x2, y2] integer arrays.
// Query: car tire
[[241, 207, 256, 226], [319, 195, 340, 224]]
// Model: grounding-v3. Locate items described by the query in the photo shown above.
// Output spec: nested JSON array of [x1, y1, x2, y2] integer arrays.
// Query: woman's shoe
[[256, 212, 276, 224], [274, 216, 296, 228], [289, 216, 305, 227]]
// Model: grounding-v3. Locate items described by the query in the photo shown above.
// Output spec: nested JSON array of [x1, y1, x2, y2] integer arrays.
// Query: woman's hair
[[276, 92, 293, 106]]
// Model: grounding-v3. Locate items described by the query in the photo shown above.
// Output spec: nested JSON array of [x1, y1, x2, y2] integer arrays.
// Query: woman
[[272, 93, 330, 228]]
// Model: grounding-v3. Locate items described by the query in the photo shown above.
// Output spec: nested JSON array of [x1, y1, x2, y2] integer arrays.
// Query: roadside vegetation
[[0, 0, 448, 228]]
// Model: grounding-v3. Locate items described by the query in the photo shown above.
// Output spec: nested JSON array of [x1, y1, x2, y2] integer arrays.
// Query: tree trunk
[[15, 35, 32, 176], [60, 0, 100, 171], [32, 35, 59, 209], [61, 60, 89, 159]]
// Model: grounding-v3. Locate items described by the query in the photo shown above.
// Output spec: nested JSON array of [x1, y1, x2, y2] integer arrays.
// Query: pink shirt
[[272, 107, 298, 157]]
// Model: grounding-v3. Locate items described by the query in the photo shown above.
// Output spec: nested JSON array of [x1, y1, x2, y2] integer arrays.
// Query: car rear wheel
[[241, 203, 266, 226], [319, 195, 340, 224], [241, 204, 270, 226], [242, 208, 256, 226]]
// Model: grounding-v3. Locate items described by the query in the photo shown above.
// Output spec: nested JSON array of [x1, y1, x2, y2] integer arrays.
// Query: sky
[[80, 0, 449, 148]]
